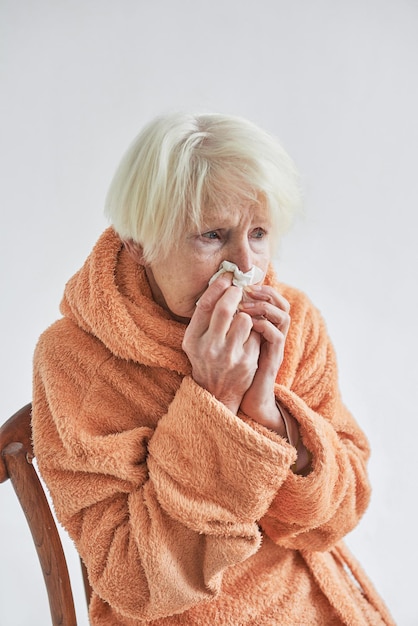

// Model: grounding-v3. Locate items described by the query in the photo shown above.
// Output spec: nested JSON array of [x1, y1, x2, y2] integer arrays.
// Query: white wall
[[1, 1, 417, 624]]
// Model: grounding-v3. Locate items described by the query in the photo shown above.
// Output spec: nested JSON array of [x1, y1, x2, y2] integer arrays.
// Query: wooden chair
[[0, 403, 92, 626]]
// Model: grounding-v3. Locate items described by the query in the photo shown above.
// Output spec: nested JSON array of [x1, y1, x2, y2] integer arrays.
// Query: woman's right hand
[[182, 274, 261, 414]]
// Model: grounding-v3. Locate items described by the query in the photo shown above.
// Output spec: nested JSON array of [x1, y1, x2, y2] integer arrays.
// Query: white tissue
[[208, 261, 264, 288]]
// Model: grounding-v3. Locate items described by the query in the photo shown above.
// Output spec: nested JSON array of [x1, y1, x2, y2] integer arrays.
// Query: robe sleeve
[[32, 322, 296, 622], [259, 289, 372, 550]]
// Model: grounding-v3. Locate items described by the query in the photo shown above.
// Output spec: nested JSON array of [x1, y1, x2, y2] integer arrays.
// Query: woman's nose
[[230, 242, 253, 274]]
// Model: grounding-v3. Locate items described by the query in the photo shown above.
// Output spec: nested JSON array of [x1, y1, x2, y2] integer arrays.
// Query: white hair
[[105, 112, 301, 262]]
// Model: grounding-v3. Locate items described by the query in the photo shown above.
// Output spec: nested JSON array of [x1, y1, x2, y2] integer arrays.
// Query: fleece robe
[[32, 228, 395, 626]]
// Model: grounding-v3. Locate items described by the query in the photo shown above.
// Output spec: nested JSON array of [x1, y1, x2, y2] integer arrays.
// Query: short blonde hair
[[105, 112, 301, 262]]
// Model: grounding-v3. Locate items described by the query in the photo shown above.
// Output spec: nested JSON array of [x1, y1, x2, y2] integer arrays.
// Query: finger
[[225, 311, 255, 347], [188, 275, 241, 339], [208, 286, 248, 339], [197, 273, 233, 311], [244, 285, 290, 313], [239, 300, 290, 335], [188, 274, 233, 340], [251, 316, 283, 345], [250, 317, 285, 374]]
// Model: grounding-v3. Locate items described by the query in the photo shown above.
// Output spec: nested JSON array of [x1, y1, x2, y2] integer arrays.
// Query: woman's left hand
[[238, 285, 291, 432]]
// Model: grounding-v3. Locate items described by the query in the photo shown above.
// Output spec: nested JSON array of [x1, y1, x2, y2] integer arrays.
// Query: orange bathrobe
[[32, 228, 394, 625]]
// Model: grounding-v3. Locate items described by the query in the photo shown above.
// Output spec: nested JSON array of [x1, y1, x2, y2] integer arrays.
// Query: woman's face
[[145, 199, 273, 323]]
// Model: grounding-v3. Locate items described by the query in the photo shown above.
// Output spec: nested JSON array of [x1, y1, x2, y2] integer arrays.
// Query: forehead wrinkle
[[200, 199, 271, 231]]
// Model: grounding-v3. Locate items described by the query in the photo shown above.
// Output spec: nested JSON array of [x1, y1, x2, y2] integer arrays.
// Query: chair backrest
[[0, 403, 92, 626]]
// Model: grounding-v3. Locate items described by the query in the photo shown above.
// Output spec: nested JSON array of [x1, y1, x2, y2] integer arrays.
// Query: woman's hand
[[182, 274, 261, 414], [238, 285, 291, 432]]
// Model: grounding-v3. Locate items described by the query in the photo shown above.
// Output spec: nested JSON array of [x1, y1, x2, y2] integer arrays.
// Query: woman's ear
[[123, 239, 147, 265]]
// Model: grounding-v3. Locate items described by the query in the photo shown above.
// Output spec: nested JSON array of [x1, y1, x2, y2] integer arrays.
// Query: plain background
[[1, 1, 417, 624]]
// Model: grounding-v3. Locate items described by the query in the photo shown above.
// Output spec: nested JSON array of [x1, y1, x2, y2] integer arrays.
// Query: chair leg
[[4, 441, 77, 626], [80, 557, 92, 607]]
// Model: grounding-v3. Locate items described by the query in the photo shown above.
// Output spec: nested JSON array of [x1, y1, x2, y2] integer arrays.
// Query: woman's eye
[[202, 231, 220, 240], [251, 228, 266, 239]]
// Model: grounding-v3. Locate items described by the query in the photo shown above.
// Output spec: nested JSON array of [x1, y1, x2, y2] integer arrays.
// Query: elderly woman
[[32, 113, 394, 625]]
